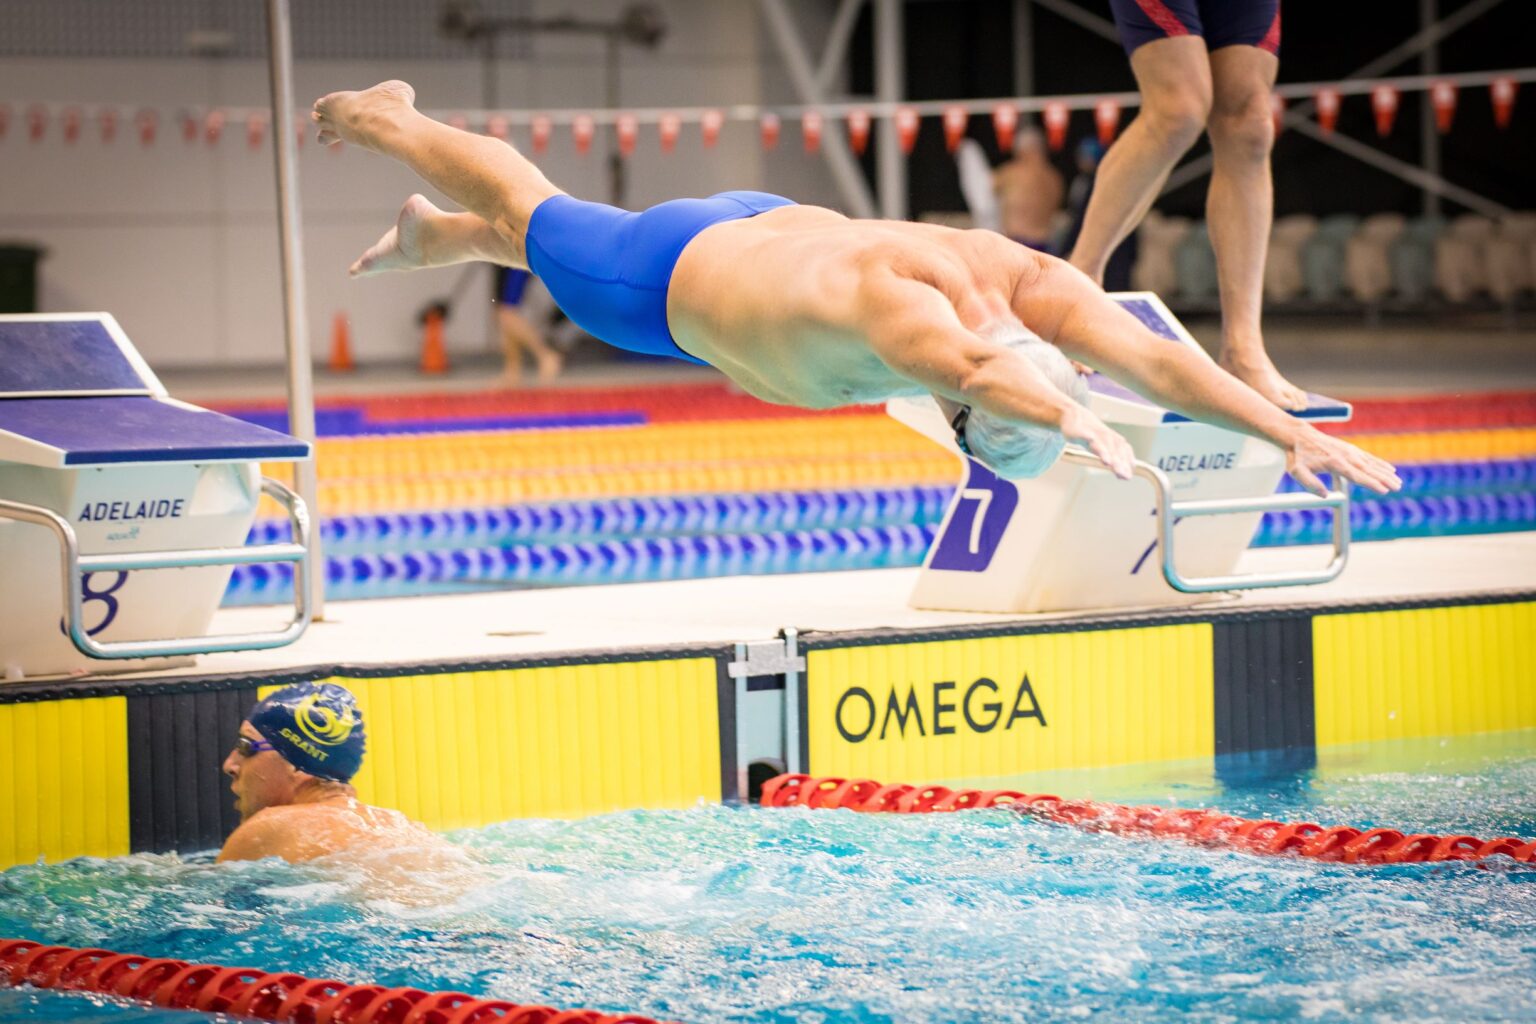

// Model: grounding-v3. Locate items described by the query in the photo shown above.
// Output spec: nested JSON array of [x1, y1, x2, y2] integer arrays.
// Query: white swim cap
[[959, 328, 1088, 480]]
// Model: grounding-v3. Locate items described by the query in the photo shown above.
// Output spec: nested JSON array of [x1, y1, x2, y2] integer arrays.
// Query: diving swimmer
[[315, 81, 1400, 498], [219, 682, 456, 867]]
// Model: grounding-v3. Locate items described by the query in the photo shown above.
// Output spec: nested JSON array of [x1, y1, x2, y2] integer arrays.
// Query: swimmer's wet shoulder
[[217, 803, 336, 863]]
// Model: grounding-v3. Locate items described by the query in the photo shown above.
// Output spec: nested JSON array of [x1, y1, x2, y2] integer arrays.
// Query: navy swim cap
[[248, 682, 366, 782]]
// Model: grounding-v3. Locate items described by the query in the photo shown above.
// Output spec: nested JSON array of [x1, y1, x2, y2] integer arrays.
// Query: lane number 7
[[959, 488, 993, 554]]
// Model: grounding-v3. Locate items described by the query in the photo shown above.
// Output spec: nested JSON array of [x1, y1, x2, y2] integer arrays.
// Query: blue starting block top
[[1088, 374, 1352, 423], [0, 314, 310, 468], [0, 397, 310, 466], [1105, 293, 1352, 424], [0, 315, 158, 396]]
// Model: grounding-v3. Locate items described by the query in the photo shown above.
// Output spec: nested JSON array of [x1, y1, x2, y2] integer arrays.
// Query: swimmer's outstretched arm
[[1015, 257, 1402, 496], [859, 269, 1136, 479], [313, 81, 563, 265]]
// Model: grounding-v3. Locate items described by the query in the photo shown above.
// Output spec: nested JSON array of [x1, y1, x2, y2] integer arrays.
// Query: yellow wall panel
[[0, 697, 129, 867], [1314, 601, 1536, 746], [806, 624, 1214, 781], [260, 658, 720, 830]]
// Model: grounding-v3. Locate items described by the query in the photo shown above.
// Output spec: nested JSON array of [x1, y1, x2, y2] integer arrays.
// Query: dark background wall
[[851, 0, 1535, 219]]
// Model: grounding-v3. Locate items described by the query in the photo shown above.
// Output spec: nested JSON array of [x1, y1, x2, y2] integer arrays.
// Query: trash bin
[[0, 244, 45, 313]]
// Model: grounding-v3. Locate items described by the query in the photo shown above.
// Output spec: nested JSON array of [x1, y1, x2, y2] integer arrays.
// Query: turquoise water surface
[[3, 734, 1534, 1023]]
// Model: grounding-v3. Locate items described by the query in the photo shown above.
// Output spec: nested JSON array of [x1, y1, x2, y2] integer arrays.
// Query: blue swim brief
[[1108, 0, 1280, 57], [524, 190, 797, 363]]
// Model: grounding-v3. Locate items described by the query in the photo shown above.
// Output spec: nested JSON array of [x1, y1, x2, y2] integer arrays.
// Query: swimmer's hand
[[1060, 406, 1135, 480], [1286, 427, 1402, 497]]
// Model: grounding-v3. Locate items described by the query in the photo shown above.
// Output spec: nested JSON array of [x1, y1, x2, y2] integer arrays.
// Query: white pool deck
[[53, 530, 1532, 683]]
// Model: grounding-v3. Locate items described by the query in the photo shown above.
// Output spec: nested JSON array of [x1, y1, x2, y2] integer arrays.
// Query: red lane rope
[[760, 774, 1536, 866], [0, 940, 680, 1024]]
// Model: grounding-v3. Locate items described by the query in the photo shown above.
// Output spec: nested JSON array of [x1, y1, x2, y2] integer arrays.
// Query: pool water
[[3, 733, 1534, 1023]]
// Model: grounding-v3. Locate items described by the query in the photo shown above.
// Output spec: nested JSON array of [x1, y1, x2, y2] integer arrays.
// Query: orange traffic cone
[[328, 312, 355, 372], [419, 307, 449, 374]]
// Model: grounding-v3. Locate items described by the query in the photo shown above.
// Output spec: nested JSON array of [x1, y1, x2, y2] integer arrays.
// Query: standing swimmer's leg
[[313, 81, 563, 266], [1067, 36, 1212, 283], [1205, 45, 1307, 410]]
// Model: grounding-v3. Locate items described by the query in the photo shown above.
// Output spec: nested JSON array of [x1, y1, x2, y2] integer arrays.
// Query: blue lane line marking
[[219, 408, 647, 436]]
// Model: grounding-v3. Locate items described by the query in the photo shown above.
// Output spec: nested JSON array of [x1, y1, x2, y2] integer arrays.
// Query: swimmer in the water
[[314, 81, 1400, 498], [219, 682, 458, 870]]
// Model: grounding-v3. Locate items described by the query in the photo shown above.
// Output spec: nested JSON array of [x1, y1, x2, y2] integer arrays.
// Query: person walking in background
[[1067, 0, 1308, 410], [495, 267, 562, 386]]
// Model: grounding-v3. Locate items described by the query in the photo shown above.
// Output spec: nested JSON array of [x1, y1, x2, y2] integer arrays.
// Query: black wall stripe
[[128, 687, 256, 854], [797, 673, 810, 774], [1212, 618, 1315, 756], [715, 657, 738, 802]]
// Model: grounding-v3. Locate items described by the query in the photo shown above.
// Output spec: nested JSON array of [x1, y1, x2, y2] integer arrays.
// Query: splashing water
[[3, 734, 1534, 1023]]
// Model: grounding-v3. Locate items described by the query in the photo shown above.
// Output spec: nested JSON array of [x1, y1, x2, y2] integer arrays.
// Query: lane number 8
[[58, 570, 129, 638]]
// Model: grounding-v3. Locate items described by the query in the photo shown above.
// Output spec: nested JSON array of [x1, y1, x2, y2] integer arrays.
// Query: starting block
[[888, 294, 1352, 615], [0, 314, 314, 680]]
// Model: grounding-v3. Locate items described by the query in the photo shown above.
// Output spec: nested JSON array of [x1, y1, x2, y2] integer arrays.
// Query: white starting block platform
[[889, 293, 1354, 615], [0, 314, 314, 680]]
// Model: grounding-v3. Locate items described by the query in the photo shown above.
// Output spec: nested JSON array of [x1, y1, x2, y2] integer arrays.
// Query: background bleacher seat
[[1487, 212, 1536, 303], [1345, 213, 1408, 303], [1302, 214, 1360, 302], [1265, 214, 1318, 304], [1174, 220, 1218, 303], [1389, 216, 1445, 303], [1131, 211, 1191, 297], [1435, 214, 1496, 302]]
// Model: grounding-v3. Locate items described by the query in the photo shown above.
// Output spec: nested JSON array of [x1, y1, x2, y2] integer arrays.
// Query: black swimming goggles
[[951, 405, 975, 456]]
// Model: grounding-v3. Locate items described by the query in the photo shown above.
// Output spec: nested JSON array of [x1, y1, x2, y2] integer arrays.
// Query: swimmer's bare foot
[[350, 194, 439, 277], [1220, 347, 1310, 412], [313, 80, 416, 151]]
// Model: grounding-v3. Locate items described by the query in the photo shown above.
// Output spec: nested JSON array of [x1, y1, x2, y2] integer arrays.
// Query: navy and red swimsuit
[[1108, 0, 1280, 56]]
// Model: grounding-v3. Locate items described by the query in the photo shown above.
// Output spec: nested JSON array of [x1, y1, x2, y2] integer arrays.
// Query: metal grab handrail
[[1059, 447, 1350, 594], [0, 477, 312, 659]]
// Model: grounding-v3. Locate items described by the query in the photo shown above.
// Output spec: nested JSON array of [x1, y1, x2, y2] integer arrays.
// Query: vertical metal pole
[[607, 32, 625, 207], [482, 32, 498, 109], [1419, 0, 1441, 217], [874, 0, 906, 220], [782, 628, 802, 774], [1013, 0, 1035, 100], [264, 0, 324, 619], [733, 642, 751, 801]]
